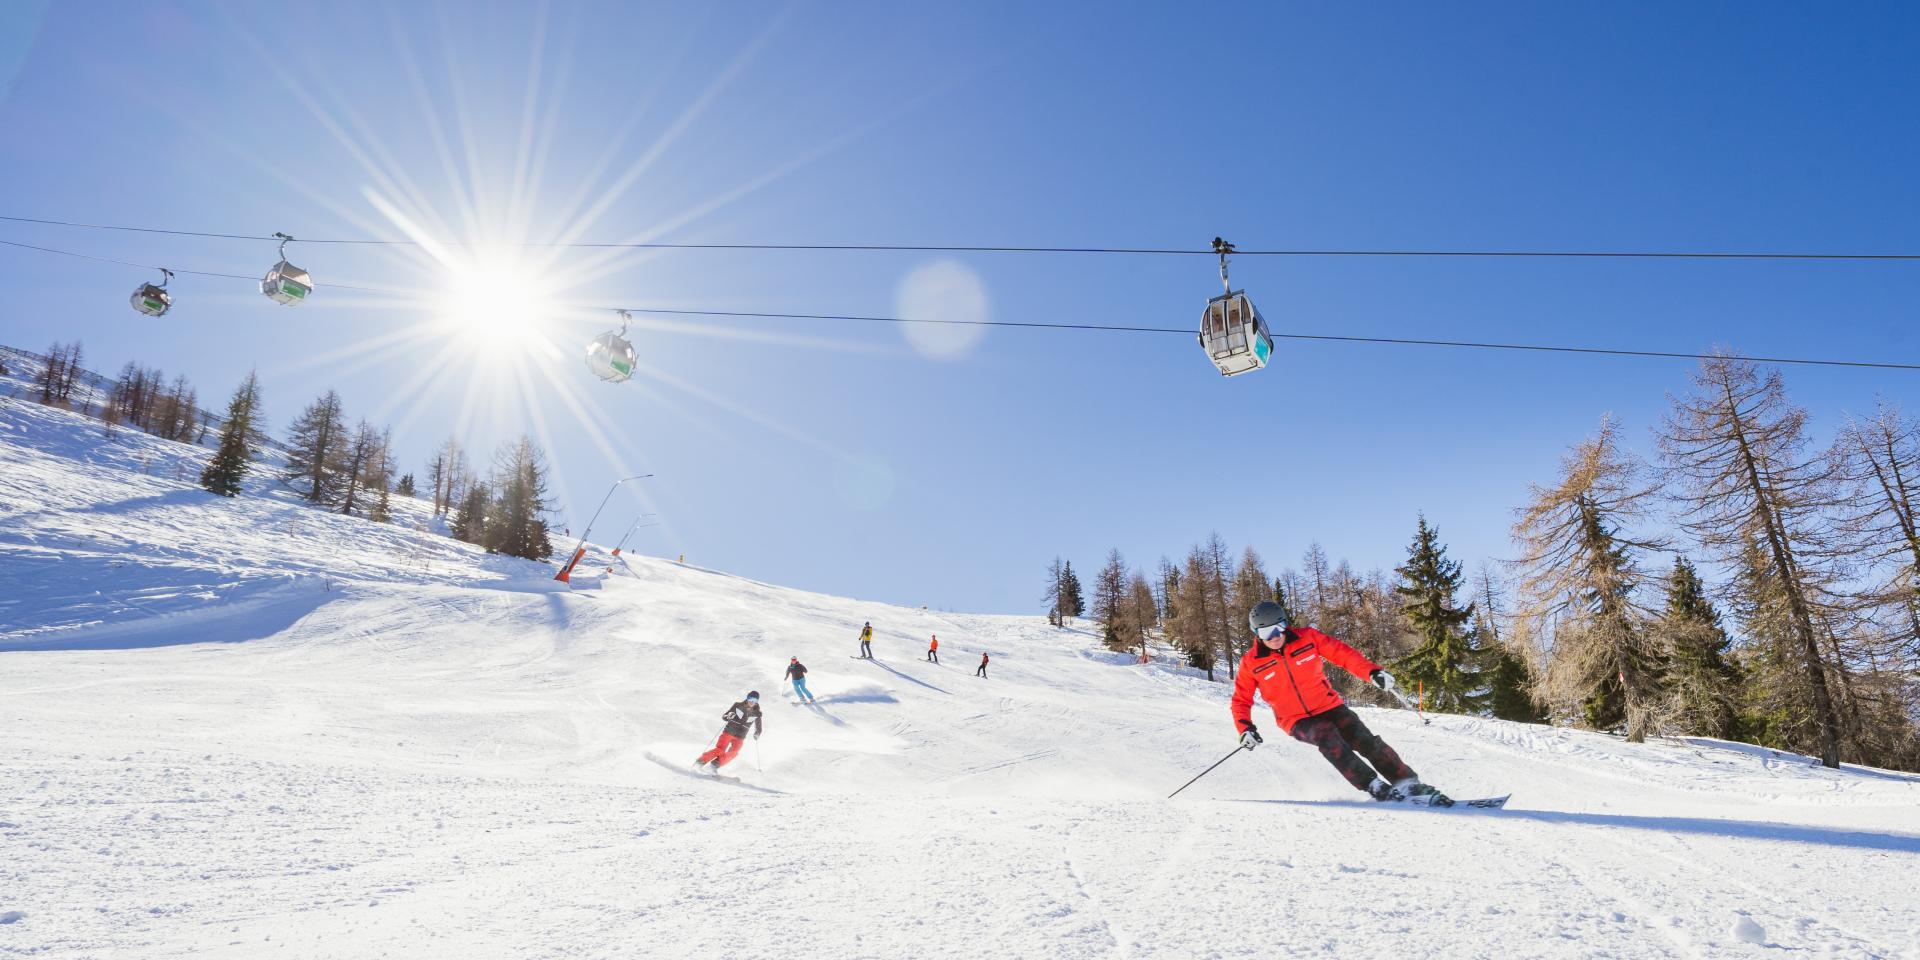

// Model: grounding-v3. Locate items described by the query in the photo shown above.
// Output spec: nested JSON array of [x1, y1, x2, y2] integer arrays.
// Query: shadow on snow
[[1243, 799, 1920, 855]]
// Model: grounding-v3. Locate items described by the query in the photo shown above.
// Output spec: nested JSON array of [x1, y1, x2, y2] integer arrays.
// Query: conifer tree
[[1393, 516, 1485, 714], [338, 420, 382, 516], [1228, 545, 1272, 661], [199, 373, 263, 497], [1126, 572, 1159, 659], [1658, 556, 1741, 739], [395, 474, 416, 498], [36, 341, 83, 406], [1514, 419, 1665, 740], [1157, 557, 1180, 621], [1092, 549, 1132, 652], [1198, 533, 1239, 676], [1044, 557, 1068, 627], [1831, 403, 1920, 670], [1475, 564, 1546, 723], [1173, 545, 1220, 680], [451, 482, 491, 545], [483, 436, 556, 560], [1300, 542, 1332, 628], [1662, 357, 1844, 766], [1060, 561, 1085, 620], [363, 428, 395, 524], [284, 390, 348, 504], [428, 438, 468, 516]]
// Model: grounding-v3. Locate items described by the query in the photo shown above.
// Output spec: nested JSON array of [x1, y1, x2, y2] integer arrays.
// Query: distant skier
[[975, 652, 988, 678], [1231, 601, 1443, 803], [695, 691, 763, 774], [926, 635, 939, 664], [857, 622, 874, 659], [785, 657, 816, 703]]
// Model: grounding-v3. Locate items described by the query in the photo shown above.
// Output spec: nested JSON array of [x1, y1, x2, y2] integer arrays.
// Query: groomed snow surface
[[3, 387, 1919, 959]]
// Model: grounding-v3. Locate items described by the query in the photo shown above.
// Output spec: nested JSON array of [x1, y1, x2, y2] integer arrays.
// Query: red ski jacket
[[1231, 627, 1382, 734]]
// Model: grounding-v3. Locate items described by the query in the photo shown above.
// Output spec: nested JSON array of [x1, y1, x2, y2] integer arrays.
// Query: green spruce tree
[[1393, 516, 1486, 714], [482, 437, 556, 560], [1060, 561, 1085, 620], [1475, 566, 1546, 723], [199, 372, 262, 498], [1658, 556, 1741, 739], [451, 482, 491, 545]]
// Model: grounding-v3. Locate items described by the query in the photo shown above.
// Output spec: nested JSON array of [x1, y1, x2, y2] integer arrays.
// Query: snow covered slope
[[3, 390, 1918, 959]]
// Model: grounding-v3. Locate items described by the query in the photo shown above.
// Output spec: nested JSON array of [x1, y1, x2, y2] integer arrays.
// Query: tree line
[[19, 339, 557, 563], [1049, 355, 1920, 772], [26, 340, 206, 445]]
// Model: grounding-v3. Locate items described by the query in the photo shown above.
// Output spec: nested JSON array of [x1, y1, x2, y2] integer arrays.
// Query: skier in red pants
[[695, 691, 763, 774], [1231, 602, 1445, 804]]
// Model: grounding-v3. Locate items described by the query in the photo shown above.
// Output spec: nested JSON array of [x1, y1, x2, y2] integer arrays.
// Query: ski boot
[[1394, 778, 1453, 807], [1366, 777, 1406, 802]]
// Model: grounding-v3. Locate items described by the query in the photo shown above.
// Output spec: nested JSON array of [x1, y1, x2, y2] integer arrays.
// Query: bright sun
[[437, 258, 557, 353]]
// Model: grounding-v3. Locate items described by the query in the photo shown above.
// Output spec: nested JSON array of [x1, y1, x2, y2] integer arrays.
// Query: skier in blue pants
[[785, 657, 816, 703]]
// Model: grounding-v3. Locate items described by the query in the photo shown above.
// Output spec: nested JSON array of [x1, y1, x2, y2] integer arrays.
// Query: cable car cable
[[3, 234, 1916, 372], [8, 214, 1920, 262], [0, 238, 257, 281], [608, 307, 1920, 372]]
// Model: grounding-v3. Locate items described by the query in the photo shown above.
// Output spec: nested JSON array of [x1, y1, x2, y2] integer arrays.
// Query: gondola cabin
[[260, 260, 313, 305], [1199, 290, 1272, 377], [585, 331, 638, 383], [129, 282, 172, 318]]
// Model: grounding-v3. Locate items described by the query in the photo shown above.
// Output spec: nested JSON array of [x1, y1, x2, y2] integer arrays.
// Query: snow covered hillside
[[3, 389, 1919, 959]]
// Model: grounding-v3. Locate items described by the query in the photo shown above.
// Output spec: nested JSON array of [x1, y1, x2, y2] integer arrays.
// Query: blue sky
[[3, 2, 1918, 613]]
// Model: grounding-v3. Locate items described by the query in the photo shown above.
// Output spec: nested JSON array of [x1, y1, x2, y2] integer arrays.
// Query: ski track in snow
[[4, 383, 1920, 959]]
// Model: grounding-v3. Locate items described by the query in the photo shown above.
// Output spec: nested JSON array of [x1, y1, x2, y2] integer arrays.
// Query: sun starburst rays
[[187, 2, 921, 525]]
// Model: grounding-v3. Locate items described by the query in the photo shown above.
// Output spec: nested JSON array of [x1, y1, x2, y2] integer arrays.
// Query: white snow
[[3, 383, 1919, 959]]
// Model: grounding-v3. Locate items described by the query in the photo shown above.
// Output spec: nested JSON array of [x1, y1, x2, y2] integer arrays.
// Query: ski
[[1408, 793, 1509, 810]]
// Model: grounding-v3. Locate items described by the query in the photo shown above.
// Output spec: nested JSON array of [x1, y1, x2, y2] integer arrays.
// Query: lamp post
[[555, 474, 652, 582]]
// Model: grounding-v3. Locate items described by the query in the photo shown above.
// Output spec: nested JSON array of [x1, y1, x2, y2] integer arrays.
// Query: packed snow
[[3, 385, 1918, 959]]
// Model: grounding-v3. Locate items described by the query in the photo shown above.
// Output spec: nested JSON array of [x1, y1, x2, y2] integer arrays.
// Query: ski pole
[[1386, 686, 1431, 725], [753, 736, 764, 774], [1167, 742, 1252, 799]]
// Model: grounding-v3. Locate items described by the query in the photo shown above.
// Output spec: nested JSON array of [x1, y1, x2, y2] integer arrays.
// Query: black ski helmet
[[1248, 600, 1289, 637], [746, 690, 760, 701]]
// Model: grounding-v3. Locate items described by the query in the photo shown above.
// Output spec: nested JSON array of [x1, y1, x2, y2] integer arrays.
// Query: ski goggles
[[1254, 622, 1287, 643]]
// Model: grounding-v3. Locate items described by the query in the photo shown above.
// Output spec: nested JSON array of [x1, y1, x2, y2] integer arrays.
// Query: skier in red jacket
[[1232, 601, 1443, 803]]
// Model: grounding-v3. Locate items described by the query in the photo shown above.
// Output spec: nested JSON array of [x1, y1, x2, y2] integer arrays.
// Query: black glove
[[1371, 669, 1395, 692], [1239, 724, 1262, 749]]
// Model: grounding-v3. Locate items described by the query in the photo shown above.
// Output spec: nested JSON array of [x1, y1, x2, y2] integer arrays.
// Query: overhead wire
[[7, 213, 1920, 261], [609, 307, 1920, 372], [4, 224, 1918, 372]]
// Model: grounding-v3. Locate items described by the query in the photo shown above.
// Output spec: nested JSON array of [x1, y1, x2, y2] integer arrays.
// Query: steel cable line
[[609, 307, 1920, 371], [4, 232, 1917, 372], [8, 213, 1920, 261], [0, 238, 257, 281]]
